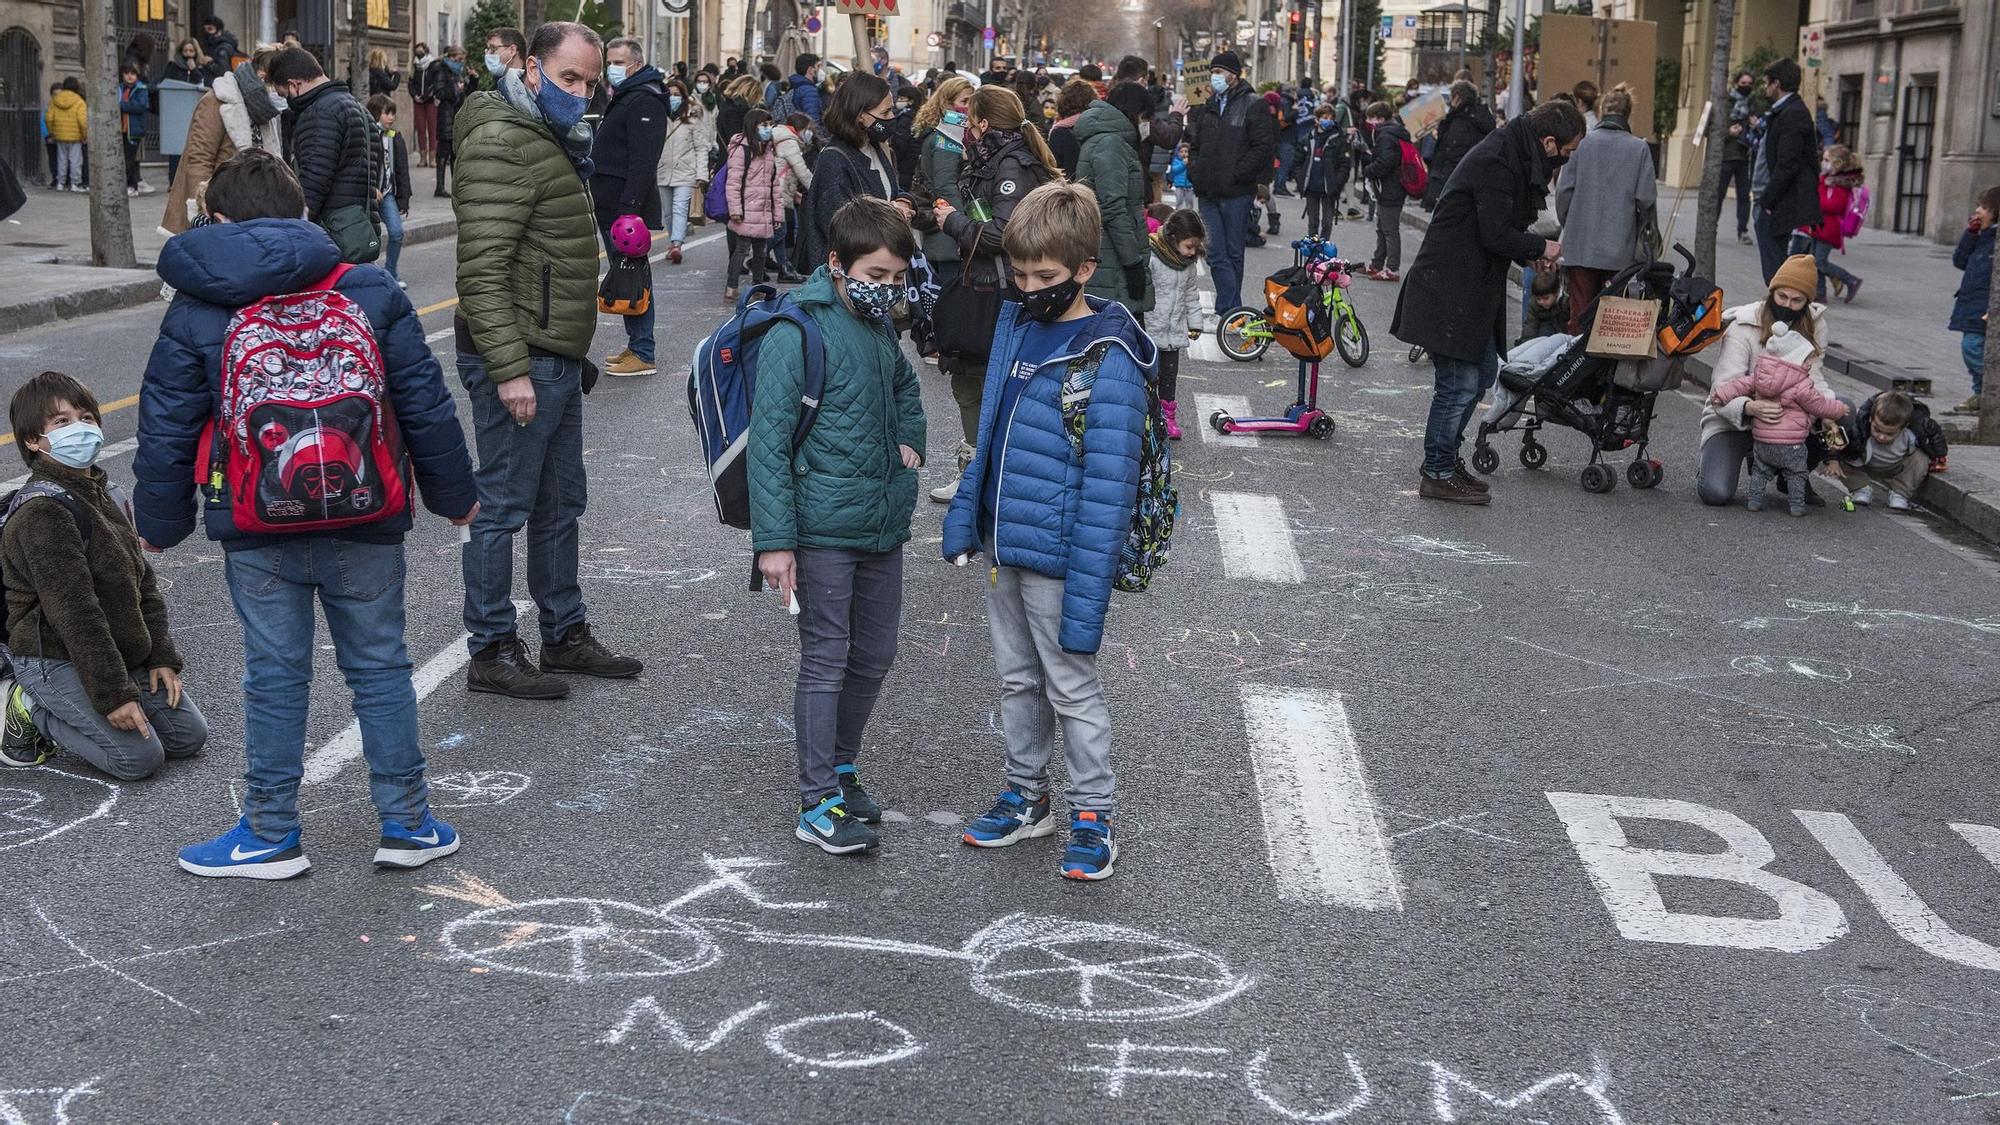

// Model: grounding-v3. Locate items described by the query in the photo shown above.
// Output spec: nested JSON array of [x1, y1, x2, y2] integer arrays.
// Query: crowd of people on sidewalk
[[3, 32, 1994, 897]]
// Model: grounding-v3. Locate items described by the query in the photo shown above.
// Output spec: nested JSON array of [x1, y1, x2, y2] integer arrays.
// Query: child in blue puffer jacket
[[942, 182, 1156, 882]]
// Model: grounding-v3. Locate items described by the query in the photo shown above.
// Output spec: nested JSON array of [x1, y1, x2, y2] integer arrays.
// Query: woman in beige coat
[[160, 54, 285, 235]]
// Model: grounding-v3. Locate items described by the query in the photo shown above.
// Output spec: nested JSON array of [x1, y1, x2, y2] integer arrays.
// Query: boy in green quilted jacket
[[748, 196, 926, 857]]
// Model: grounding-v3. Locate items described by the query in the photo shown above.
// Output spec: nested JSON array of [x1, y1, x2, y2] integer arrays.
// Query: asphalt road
[[1, 207, 1998, 1125]]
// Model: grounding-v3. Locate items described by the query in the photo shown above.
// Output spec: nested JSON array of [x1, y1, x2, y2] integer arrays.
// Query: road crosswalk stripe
[[1239, 685, 1403, 911], [1210, 492, 1305, 584]]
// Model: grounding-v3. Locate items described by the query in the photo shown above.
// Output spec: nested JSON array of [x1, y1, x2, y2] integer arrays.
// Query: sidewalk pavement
[[0, 181, 455, 334], [1399, 198, 2000, 549]]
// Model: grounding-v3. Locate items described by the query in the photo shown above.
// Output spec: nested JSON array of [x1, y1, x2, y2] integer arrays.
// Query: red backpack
[[1396, 137, 1429, 197], [200, 264, 408, 534]]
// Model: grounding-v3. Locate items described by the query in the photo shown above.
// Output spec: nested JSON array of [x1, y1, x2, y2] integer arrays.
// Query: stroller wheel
[[1209, 411, 1233, 434], [1470, 446, 1500, 475], [1581, 463, 1616, 494], [1519, 443, 1548, 470], [1627, 459, 1664, 489]]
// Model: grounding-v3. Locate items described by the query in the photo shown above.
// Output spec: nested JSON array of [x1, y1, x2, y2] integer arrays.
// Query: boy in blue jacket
[[133, 151, 480, 879], [943, 182, 1157, 881]]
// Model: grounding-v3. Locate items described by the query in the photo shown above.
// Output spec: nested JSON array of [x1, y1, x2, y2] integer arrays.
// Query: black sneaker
[[467, 635, 571, 700], [796, 794, 879, 854], [835, 765, 882, 824], [1453, 458, 1490, 493], [540, 623, 643, 679]]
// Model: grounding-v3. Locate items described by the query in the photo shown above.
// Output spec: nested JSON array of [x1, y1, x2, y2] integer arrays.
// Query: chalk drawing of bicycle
[[439, 855, 1252, 1023]]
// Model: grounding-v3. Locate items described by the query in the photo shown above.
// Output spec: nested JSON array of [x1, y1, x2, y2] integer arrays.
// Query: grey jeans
[[986, 567, 1115, 811], [10, 656, 207, 781], [794, 546, 904, 804], [1697, 430, 1754, 506]]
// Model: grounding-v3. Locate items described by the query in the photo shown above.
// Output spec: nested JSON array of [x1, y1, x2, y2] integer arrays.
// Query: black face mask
[[1767, 296, 1807, 325], [1017, 274, 1085, 323], [866, 119, 891, 143]]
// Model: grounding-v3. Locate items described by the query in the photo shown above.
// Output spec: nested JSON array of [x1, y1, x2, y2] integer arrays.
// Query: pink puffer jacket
[[1710, 355, 1847, 445], [726, 139, 787, 240]]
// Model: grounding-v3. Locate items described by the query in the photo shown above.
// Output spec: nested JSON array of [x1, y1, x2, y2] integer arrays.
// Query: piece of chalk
[[952, 553, 970, 567], [787, 591, 801, 615], [459, 525, 472, 544]]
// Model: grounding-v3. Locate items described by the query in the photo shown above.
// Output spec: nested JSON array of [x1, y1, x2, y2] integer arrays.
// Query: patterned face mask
[[835, 267, 901, 322]]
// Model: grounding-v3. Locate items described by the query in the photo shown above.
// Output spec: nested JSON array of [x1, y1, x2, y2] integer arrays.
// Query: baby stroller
[[1470, 244, 1723, 493]]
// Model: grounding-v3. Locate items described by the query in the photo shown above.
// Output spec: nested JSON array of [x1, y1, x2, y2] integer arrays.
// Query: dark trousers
[[1371, 202, 1403, 271], [122, 136, 141, 188], [793, 546, 903, 803], [1753, 204, 1788, 284], [1158, 348, 1181, 400], [1718, 159, 1751, 235], [728, 233, 769, 287], [1302, 193, 1335, 240]]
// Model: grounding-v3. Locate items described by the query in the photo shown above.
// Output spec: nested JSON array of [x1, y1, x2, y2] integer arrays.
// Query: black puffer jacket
[[290, 80, 374, 221], [1184, 78, 1277, 200], [944, 130, 1056, 291], [1364, 118, 1413, 208]]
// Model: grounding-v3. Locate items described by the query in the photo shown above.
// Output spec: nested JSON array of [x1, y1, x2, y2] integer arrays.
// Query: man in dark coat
[[1755, 58, 1819, 284], [1392, 100, 1586, 505], [269, 47, 378, 261], [1422, 80, 1493, 211], [589, 36, 669, 377], [1185, 50, 1277, 312], [424, 48, 471, 196]]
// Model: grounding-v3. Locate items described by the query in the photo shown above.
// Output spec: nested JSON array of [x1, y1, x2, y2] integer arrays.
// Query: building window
[[864, 16, 888, 44], [367, 0, 389, 28], [133, 0, 165, 18]]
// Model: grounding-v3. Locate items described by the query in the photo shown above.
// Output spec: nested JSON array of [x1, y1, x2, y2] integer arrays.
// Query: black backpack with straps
[[0, 480, 93, 649]]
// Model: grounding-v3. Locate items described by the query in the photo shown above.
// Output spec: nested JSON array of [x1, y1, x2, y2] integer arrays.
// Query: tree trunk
[[1690, 0, 1736, 285], [82, 0, 136, 269], [350, 0, 372, 102]]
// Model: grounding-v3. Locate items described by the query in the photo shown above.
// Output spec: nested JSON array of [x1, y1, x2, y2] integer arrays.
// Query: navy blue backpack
[[687, 284, 826, 529]]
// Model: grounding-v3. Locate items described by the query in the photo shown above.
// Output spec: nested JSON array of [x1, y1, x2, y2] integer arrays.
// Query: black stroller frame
[[1470, 253, 1687, 494]]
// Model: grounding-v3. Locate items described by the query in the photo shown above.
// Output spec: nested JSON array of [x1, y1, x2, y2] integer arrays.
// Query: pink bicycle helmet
[[610, 214, 652, 258]]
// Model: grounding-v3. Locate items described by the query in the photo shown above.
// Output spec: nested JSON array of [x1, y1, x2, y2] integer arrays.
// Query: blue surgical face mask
[[942, 109, 967, 126], [484, 52, 503, 76], [669, 94, 684, 114], [42, 419, 104, 469], [606, 63, 628, 87], [1210, 73, 1229, 95], [756, 125, 773, 141], [531, 59, 588, 131]]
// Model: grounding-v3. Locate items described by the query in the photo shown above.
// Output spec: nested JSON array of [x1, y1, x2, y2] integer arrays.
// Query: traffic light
[[1288, 8, 1302, 44]]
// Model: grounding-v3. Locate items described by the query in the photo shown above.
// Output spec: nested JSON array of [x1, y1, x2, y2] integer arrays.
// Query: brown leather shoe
[[1453, 458, 1490, 493], [1419, 474, 1492, 505]]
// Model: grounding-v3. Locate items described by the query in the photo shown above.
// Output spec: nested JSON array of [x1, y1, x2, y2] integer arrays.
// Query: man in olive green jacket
[[452, 21, 641, 699]]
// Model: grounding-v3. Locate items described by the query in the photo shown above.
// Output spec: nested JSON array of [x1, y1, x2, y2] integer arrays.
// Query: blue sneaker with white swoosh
[[178, 819, 311, 880], [373, 811, 461, 869]]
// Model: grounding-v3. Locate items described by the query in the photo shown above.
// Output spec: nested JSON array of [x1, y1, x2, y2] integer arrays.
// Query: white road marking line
[[301, 599, 531, 785], [649, 228, 728, 263], [424, 326, 455, 344], [1210, 492, 1305, 584], [2, 438, 137, 492], [1238, 685, 1403, 911], [1193, 394, 1261, 446]]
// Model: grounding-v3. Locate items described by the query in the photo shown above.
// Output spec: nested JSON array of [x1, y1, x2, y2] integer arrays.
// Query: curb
[[0, 215, 459, 336], [1394, 206, 2000, 548]]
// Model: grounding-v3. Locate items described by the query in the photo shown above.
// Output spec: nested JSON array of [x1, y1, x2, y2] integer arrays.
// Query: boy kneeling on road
[[134, 150, 481, 879], [750, 196, 927, 857], [1, 372, 207, 777], [943, 182, 1157, 881], [1819, 390, 1948, 512]]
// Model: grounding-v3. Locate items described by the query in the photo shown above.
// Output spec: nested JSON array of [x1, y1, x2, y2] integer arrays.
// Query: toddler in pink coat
[[1709, 322, 1848, 515]]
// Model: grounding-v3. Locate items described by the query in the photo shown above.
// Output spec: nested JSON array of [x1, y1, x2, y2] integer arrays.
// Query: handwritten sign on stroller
[[1585, 296, 1660, 359]]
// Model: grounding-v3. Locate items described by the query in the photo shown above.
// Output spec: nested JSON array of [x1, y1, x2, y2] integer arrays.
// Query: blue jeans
[[661, 184, 692, 245], [379, 195, 405, 278], [1963, 332, 1985, 396], [1275, 133, 1297, 189], [1753, 204, 1788, 285], [224, 539, 429, 839], [1422, 344, 1500, 478], [597, 220, 656, 362], [458, 352, 589, 652], [1789, 233, 1858, 301], [1199, 194, 1253, 312]]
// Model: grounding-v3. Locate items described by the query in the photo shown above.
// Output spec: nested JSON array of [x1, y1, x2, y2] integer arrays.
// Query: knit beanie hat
[[1769, 254, 1818, 300], [1211, 51, 1243, 76]]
